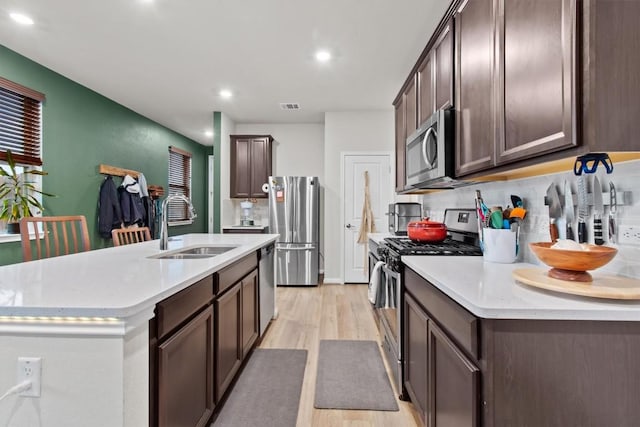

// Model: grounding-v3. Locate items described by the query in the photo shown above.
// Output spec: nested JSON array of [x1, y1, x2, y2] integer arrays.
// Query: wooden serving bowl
[[529, 242, 618, 282]]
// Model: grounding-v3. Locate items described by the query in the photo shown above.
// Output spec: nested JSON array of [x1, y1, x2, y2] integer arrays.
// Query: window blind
[[0, 76, 45, 166], [168, 146, 192, 222]]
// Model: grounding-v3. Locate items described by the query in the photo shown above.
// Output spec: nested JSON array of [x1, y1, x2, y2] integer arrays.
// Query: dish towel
[[368, 261, 385, 304], [357, 171, 376, 244]]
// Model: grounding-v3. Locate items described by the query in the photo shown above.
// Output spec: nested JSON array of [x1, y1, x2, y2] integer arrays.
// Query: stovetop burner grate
[[384, 237, 483, 256]]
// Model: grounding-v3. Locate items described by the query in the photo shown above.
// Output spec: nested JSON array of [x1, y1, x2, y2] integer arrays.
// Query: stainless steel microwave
[[405, 109, 455, 189]]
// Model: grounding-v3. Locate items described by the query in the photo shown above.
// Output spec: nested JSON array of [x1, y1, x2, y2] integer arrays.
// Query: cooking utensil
[[546, 183, 562, 242], [573, 152, 614, 175], [609, 182, 617, 243], [577, 174, 588, 243], [407, 219, 448, 243], [474, 190, 486, 248], [593, 176, 604, 245], [564, 181, 575, 241], [510, 207, 527, 220], [511, 195, 523, 208], [490, 210, 503, 229]]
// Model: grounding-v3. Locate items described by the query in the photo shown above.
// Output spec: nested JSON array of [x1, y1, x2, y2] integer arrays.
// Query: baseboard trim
[[322, 277, 343, 284]]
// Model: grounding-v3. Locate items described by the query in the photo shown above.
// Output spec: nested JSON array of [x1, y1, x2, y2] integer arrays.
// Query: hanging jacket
[[119, 175, 145, 227], [98, 176, 123, 238], [138, 173, 154, 234]]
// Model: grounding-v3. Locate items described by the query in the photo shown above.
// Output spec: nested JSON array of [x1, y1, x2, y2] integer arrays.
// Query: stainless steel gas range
[[371, 209, 482, 399]]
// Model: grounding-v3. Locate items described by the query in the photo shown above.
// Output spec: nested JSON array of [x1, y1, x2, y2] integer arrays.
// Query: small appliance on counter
[[386, 202, 422, 235], [240, 200, 255, 226]]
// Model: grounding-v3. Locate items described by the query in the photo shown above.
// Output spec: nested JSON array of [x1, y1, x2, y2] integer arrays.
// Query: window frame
[[0, 76, 45, 166], [1, 76, 45, 238], [167, 146, 193, 225]]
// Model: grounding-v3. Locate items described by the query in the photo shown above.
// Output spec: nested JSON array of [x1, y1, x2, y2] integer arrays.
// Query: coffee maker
[[240, 200, 254, 226]]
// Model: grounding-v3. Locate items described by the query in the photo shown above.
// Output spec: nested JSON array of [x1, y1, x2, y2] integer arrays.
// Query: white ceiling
[[0, 0, 450, 145]]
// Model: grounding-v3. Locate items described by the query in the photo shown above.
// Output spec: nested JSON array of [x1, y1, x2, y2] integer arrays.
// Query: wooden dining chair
[[112, 226, 152, 246], [20, 215, 91, 262]]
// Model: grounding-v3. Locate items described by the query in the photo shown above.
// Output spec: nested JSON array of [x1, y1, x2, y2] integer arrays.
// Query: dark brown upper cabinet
[[496, 0, 577, 165], [454, 0, 496, 176], [434, 20, 454, 112], [418, 20, 454, 129], [394, 96, 407, 192], [583, 0, 640, 152], [230, 135, 273, 199], [394, 76, 417, 193], [456, 0, 577, 177], [418, 53, 435, 125], [405, 76, 418, 137]]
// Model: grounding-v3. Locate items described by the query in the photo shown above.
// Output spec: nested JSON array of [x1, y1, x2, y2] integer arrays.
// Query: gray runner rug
[[314, 339, 399, 411], [212, 348, 307, 427]]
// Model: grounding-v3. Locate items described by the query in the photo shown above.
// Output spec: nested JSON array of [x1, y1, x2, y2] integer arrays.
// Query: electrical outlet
[[618, 225, 640, 246], [17, 357, 41, 397]]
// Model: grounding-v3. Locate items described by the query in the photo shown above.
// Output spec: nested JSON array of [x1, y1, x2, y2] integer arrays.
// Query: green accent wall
[[0, 44, 209, 265]]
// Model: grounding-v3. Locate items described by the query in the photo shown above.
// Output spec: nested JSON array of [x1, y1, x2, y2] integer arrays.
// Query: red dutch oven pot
[[406, 218, 448, 243]]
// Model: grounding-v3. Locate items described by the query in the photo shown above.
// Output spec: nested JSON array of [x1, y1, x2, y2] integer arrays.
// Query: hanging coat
[[119, 175, 145, 227], [98, 176, 123, 238], [137, 173, 154, 236]]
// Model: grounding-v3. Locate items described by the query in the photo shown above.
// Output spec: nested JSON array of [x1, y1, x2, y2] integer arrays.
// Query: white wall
[[420, 159, 640, 278], [0, 322, 148, 427], [222, 123, 325, 226], [235, 123, 325, 179], [323, 111, 396, 282]]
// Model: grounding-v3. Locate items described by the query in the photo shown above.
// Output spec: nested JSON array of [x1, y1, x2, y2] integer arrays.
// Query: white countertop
[[403, 256, 640, 321], [0, 233, 278, 319]]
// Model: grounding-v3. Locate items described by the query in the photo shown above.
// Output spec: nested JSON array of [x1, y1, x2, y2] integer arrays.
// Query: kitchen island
[[0, 233, 278, 427], [401, 256, 640, 427]]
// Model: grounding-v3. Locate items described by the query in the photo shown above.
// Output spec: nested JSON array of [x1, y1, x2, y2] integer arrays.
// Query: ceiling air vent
[[280, 103, 301, 110]]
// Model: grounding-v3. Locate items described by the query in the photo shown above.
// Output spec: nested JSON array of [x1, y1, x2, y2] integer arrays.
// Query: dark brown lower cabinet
[[241, 270, 259, 358], [403, 293, 429, 425], [215, 281, 242, 400], [404, 265, 640, 427], [429, 322, 479, 427], [151, 252, 261, 427], [157, 306, 214, 427]]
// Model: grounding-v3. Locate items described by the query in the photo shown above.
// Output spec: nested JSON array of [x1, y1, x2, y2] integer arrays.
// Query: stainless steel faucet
[[159, 194, 197, 250]]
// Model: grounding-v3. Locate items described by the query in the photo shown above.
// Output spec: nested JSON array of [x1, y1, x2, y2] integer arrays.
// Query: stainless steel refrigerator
[[268, 176, 320, 286]]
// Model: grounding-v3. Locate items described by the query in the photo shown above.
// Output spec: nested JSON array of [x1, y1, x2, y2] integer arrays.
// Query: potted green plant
[[0, 150, 55, 234]]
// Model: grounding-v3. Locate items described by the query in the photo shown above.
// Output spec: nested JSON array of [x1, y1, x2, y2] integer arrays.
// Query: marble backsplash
[[421, 160, 640, 279], [223, 199, 269, 226]]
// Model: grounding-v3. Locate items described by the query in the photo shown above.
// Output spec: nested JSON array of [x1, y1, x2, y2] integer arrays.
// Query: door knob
[[346, 223, 353, 229]]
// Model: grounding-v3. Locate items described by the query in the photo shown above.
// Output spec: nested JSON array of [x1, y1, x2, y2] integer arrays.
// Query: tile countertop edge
[[0, 234, 279, 323], [402, 255, 640, 321]]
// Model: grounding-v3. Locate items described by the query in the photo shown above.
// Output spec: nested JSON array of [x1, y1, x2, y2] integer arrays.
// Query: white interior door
[[343, 154, 392, 283]]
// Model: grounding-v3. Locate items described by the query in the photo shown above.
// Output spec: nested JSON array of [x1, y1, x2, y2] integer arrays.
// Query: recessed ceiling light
[[219, 90, 233, 99], [315, 50, 331, 63], [205, 130, 214, 137], [10, 12, 34, 26]]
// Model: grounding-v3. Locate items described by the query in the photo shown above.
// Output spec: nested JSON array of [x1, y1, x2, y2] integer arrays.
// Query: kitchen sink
[[149, 245, 238, 259], [178, 246, 238, 256], [154, 253, 216, 260]]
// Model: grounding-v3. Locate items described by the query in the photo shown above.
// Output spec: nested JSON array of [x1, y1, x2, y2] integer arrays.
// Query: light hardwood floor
[[258, 283, 420, 427]]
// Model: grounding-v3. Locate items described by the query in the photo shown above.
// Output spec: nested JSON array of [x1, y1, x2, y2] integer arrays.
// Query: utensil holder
[[483, 228, 518, 263]]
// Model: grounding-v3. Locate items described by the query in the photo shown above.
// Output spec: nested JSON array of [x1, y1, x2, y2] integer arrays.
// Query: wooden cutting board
[[513, 268, 640, 300]]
